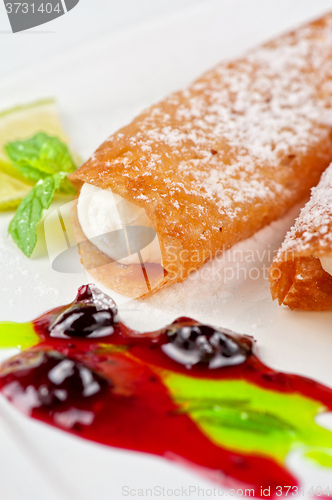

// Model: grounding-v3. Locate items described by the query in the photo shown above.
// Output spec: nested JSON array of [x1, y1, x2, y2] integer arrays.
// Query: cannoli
[[270, 163, 332, 311], [70, 13, 332, 298]]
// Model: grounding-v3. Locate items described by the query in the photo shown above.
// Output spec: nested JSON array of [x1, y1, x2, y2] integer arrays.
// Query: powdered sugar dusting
[[275, 162, 332, 257], [88, 14, 332, 222], [0, 210, 85, 321]]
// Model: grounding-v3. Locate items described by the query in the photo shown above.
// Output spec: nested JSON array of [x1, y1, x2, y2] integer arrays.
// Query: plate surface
[[1, 1, 332, 498]]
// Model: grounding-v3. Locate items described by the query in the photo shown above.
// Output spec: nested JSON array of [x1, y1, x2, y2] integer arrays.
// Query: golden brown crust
[[71, 13, 332, 298], [270, 164, 332, 310], [270, 257, 332, 311]]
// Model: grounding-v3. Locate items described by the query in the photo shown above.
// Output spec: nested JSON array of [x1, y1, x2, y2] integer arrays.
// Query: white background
[[0, 0, 205, 78], [1, 1, 332, 499]]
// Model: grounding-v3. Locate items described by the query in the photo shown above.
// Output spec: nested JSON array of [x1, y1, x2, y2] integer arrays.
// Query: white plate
[[1, 1, 332, 498]]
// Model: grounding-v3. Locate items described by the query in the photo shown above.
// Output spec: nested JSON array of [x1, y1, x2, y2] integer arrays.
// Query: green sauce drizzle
[[163, 372, 332, 465], [0, 322, 39, 350]]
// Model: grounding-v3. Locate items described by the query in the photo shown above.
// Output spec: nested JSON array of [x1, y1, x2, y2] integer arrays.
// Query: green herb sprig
[[5, 132, 76, 257]]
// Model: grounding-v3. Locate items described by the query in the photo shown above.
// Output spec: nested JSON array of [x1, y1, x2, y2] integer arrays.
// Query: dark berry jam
[[0, 350, 109, 422], [1, 284, 332, 495], [49, 284, 118, 338], [163, 323, 252, 368]]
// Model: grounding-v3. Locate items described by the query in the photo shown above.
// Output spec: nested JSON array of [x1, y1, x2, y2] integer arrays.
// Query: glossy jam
[[1, 284, 332, 496]]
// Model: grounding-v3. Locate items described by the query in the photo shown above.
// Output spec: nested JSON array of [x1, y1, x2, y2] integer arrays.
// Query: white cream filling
[[77, 183, 162, 265], [320, 255, 332, 276]]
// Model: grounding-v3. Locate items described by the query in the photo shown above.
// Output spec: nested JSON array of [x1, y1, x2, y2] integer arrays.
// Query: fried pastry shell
[[70, 13, 332, 298], [270, 164, 332, 311]]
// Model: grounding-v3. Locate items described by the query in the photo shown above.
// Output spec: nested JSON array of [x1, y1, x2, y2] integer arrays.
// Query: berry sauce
[[1, 284, 332, 496]]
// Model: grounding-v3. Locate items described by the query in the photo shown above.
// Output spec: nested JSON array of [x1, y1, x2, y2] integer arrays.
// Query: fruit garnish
[[0, 99, 79, 257], [0, 171, 31, 210], [0, 98, 76, 182], [0, 99, 71, 164]]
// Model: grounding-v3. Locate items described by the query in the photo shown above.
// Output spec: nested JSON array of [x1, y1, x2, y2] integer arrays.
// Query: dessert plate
[[1, 1, 332, 498]]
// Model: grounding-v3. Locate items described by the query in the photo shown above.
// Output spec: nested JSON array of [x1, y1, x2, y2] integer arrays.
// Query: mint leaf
[[164, 374, 332, 463], [5, 132, 76, 182], [9, 176, 57, 257], [6, 132, 77, 257], [193, 403, 295, 435], [57, 175, 77, 195]]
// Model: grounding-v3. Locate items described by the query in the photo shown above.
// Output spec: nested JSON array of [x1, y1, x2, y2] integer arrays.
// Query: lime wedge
[[0, 98, 77, 179], [0, 171, 31, 210], [0, 98, 69, 162], [0, 98, 80, 210]]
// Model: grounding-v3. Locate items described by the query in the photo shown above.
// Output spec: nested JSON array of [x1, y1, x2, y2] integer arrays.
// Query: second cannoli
[[270, 163, 332, 311]]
